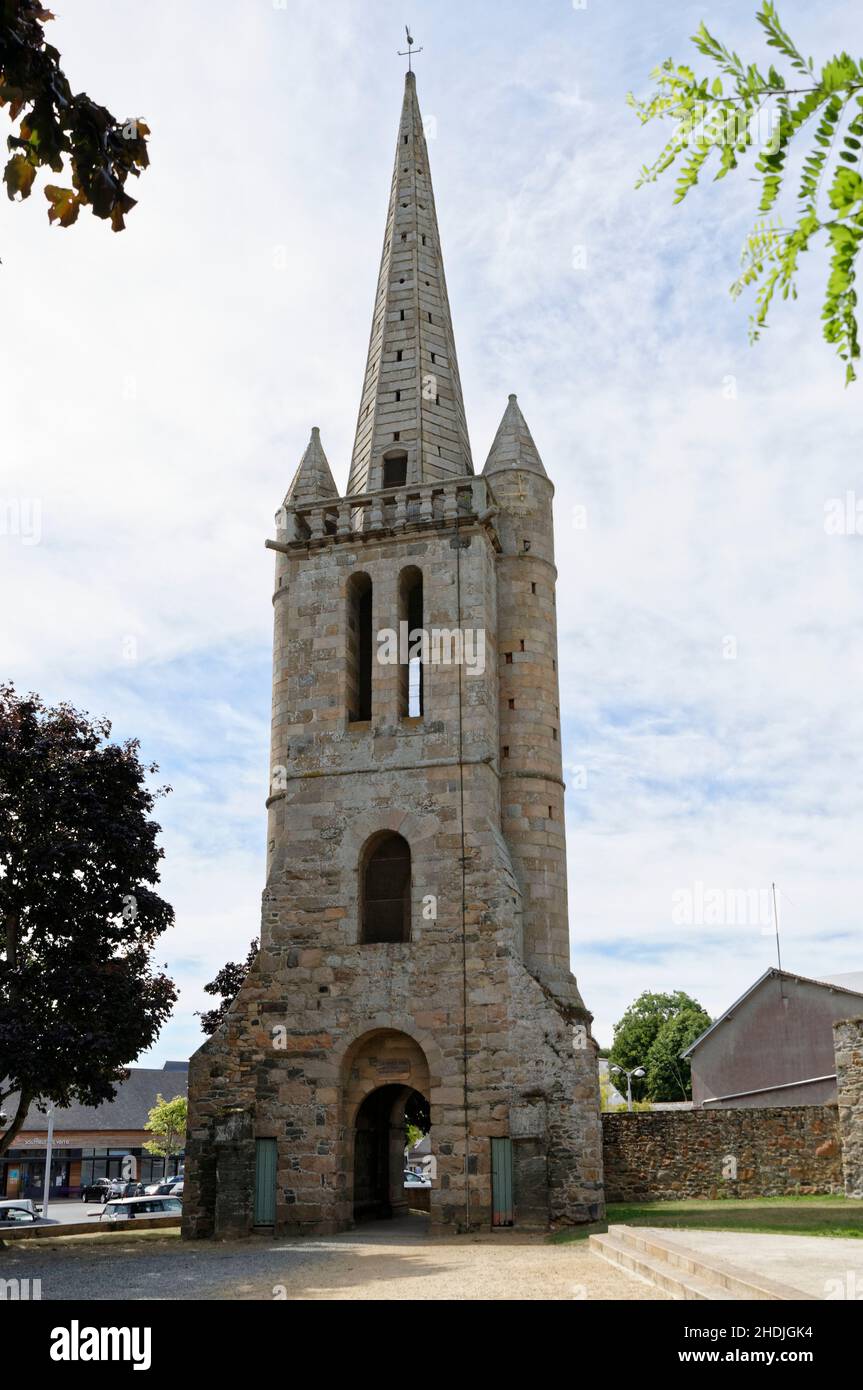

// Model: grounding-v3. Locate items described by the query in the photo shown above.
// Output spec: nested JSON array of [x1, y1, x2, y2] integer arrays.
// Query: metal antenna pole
[[772, 881, 783, 972]]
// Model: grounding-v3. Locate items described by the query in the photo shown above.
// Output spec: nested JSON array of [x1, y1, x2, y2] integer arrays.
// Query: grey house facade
[[683, 969, 863, 1108]]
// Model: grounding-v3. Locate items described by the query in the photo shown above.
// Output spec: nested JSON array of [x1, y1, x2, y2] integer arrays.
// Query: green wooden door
[[491, 1137, 514, 1227], [253, 1138, 277, 1226]]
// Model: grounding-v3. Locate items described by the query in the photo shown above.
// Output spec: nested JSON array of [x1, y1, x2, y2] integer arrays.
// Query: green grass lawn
[[551, 1195, 863, 1243]]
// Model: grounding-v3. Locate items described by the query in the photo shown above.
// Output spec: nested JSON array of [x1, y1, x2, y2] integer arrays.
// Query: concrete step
[[590, 1231, 739, 1300], [590, 1226, 815, 1301]]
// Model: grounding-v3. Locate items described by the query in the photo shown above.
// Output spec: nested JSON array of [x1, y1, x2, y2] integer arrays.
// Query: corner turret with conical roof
[[283, 427, 338, 508], [483, 394, 547, 479]]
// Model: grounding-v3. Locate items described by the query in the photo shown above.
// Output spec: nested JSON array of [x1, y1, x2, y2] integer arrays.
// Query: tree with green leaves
[[609, 990, 710, 1103], [196, 938, 259, 1037], [143, 1093, 187, 1179], [0, 683, 176, 1156], [1, 1, 149, 231], [629, 3, 863, 382], [645, 1005, 712, 1102]]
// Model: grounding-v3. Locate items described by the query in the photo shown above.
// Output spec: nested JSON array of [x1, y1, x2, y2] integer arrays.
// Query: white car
[[100, 1196, 182, 1223], [0, 1202, 57, 1228], [0, 1197, 39, 1217], [403, 1169, 431, 1189]]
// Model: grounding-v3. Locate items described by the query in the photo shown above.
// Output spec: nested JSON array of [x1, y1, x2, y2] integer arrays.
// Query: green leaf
[[3, 153, 36, 201], [44, 183, 81, 227]]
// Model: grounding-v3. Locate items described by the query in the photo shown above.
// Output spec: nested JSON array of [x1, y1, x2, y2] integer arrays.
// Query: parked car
[[81, 1177, 144, 1204], [0, 1204, 57, 1228], [403, 1169, 431, 1188], [0, 1197, 40, 1217], [168, 1180, 183, 1197], [81, 1178, 114, 1203], [100, 1196, 182, 1223], [143, 1181, 178, 1196]]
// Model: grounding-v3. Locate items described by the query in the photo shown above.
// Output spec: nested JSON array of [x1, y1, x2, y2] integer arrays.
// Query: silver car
[[100, 1196, 182, 1223]]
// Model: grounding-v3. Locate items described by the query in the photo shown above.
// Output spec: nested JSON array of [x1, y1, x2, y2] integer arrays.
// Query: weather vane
[[398, 26, 423, 72]]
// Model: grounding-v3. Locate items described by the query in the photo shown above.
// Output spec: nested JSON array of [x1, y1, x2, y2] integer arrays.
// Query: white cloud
[[2, 0, 862, 1057]]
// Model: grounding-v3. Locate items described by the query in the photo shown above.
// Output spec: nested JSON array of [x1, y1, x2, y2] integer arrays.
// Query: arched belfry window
[[383, 450, 408, 489], [347, 572, 372, 723], [360, 832, 411, 943], [398, 566, 423, 718]]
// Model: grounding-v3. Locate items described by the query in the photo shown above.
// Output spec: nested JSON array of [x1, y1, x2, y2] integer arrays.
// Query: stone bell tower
[[183, 71, 604, 1238]]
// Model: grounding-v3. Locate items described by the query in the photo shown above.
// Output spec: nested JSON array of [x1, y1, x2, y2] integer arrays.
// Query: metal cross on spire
[[398, 25, 423, 72]]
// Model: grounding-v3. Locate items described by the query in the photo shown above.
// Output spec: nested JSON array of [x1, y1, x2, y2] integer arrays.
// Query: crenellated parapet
[[270, 475, 497, 549]]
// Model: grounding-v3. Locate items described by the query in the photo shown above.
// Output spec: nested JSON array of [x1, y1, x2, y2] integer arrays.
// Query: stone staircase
[[589, 1226, 815, 1301]]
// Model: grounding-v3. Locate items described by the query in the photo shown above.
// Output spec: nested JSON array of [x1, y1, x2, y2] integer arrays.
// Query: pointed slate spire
[[347, 71, 473, 495], [283, 427, 338, 508], [482, 394, 548, 479]]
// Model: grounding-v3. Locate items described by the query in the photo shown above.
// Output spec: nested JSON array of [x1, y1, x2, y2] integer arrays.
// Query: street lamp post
[[42, 1104, 55, 1220], [610, 1064, 646, 1112]]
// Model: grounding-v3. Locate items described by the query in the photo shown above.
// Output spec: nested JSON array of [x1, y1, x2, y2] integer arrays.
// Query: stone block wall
[[602, 1105, 843, 1202], [834, 1016, 863, 1198]]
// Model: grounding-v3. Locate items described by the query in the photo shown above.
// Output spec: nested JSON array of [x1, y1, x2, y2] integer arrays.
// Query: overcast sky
[[2, 0, 861, 1060]]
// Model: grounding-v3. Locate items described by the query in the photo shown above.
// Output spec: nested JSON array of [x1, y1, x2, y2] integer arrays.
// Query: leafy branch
[[628, 2, 863, 383], [0, 1, 149, 231]]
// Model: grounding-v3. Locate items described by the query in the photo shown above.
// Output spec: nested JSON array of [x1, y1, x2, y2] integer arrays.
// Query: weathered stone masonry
[[183, 71, 605, 1238], [602, 1106, 843, 1203], [834, 1016, 863, 1198]]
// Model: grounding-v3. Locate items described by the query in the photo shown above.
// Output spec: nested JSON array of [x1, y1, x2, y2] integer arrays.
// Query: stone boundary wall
[[834, 1016, 863, 1198], [602, 1104, 842, 1202]]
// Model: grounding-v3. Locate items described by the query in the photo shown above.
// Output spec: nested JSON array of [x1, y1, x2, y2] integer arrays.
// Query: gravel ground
[[1, 1217, 666, 1301]]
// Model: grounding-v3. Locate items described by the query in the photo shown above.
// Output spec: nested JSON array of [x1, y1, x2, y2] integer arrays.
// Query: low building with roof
[[0, 1062, 188, 1199], [682, 969, 863, 1108]]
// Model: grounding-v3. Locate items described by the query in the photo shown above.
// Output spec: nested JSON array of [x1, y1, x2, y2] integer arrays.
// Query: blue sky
[[1, 0, 861, 1056]]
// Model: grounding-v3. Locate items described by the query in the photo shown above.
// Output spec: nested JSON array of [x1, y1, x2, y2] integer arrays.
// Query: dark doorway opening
[[353, 1086, 429, 1222]]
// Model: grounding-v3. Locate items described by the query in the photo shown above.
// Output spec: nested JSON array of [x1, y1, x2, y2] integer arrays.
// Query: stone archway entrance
[[353, 1085, 429, 1221], [341, 1027, 432, 1226]]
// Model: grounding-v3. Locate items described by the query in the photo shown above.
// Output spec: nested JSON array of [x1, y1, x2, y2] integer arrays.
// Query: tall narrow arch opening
[[360, 831, 411, 943], [346, 572, 372, 722], [398, 565, 423, 718]]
